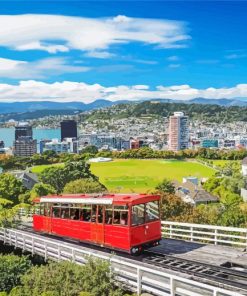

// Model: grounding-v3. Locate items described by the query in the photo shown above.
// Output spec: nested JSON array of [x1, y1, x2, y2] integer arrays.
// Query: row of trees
[[0, 254, 134, 296], [0, 160, 106, 226], [1, 147, 247, 171]]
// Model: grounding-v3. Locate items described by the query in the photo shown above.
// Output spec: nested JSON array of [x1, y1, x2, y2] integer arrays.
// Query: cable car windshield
[[131, 200, 159, 226]]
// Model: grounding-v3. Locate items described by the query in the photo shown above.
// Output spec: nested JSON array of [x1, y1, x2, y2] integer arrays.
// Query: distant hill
[[0, 98, 247, 122], [86, 100, 247, 123], [0, 97, 246, 115]]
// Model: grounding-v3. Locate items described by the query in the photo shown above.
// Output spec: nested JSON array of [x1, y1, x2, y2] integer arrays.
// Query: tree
[[81, 145, 99, 155], [63, 179, 106, 194], [160, 193, 193, 221], [155, 179, 175, 194], [0, 174, 25, 205], [0, 254, 31, 293], [29, 183, 56, 201], [15, 258, 125, 296], [39, 161, 97, 193]]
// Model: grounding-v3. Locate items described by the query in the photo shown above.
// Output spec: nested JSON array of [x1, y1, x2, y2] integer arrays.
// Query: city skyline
[[0, 1, 247, 102]]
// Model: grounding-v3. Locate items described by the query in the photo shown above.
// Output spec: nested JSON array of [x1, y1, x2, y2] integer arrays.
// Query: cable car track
[[142, 251, 247, 292], [18, 225, 247, 293]]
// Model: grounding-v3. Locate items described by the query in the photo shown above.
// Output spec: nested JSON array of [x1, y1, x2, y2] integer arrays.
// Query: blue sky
[[0, 1, 246, 102]]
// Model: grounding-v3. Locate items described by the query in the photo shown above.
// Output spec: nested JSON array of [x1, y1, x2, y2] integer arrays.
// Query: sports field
[[90, 159, 216, 193], [31, 163, 64, 174]]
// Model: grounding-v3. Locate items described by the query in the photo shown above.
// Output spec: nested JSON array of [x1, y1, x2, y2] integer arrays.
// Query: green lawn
[[90, 159, 216, 193], [211, 160, 238, 167], [31, 163, 64, 174], [31, 159, 216, 193]]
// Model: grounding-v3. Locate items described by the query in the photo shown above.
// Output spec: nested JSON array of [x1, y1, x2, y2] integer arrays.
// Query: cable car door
[[44, 203, 52, 233], [91, 205, 104, 245]]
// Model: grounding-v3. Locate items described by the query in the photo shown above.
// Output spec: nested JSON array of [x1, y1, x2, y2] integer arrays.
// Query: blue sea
[[0, 128, 60, 148]]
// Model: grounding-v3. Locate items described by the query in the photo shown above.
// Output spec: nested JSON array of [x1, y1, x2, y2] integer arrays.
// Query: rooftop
[[35, 193, 160, 205]]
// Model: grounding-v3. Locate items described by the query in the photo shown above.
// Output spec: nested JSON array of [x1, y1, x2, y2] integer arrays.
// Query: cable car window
[[40, 204, 45, 215], [80, 205, 91, 221], [97, 205, 104, 223], [70, 208, 80, 220], [61, 208, 70, 219], [52, 207, 60, 218], [145, 201, 159, 222], [91, 205, 97, 222], [131, 204, 145, 226], [105, 206, 113, 224], [44, 203, 51, 217], [113, 206, 128, 226], [34, 204, 40, 215]]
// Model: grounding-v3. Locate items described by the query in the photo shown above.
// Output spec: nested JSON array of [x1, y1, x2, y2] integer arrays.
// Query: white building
[[44, 139, 71, 154], [168, 112, 189, 151], [241, 157, 247, 176]]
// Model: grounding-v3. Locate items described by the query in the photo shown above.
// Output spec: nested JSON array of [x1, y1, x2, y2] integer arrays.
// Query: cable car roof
[[35, 193, 160, 205]]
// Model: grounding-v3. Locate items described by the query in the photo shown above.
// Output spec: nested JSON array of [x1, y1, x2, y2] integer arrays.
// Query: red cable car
[[33, 193, 161, 254]]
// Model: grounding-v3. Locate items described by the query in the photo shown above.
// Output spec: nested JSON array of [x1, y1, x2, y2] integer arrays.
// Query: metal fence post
[[72, 249, 75, 262], [214, 229, 218, 245], [15, 232, 17, 248], [136, 267, 143, 295], [170, 277, 176, 296], [44, 242, 47, 261], [169, 224, 172, 238], [190, 226, 193, 242], [31, 237, 34, 256], [3, 228, 6, 244], [58, 245, 61, 260]]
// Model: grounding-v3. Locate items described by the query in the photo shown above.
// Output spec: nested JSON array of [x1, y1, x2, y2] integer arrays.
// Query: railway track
[[17, 224, 247, 293], [143, 251, 247, 292]]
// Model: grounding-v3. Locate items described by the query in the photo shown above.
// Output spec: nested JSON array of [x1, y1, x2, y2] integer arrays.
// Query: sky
[[0, 1, 247, 103]]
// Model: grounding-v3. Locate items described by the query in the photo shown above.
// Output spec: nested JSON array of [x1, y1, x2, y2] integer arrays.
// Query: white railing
[[0, 228, 243, 296], [18, 209, 247, 248], [162, 221, 247, 248]]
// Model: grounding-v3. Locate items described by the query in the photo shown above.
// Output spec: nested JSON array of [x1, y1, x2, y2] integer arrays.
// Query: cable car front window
[[131, 204, 145, 226], [40, 203, 45, 215], [145, 201, 160, 222], [44, 203, 51, 217]]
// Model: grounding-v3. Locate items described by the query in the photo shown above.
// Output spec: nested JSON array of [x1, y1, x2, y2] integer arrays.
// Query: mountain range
[[0, 97, 246, 118]]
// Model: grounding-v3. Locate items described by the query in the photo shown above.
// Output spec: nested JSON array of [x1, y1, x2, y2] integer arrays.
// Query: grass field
[[31, 159, 216, 193], [211, 160, 238, 167], [31, 163, 64, 174], [90, 159, 216, 193]]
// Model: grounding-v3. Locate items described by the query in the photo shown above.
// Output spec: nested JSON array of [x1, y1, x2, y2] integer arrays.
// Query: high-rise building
[[15, 122, 32, 140], [168, 112, 189, 151], [14, 123, 37, 157], [14, 137, 37, 157], [61, 120, 77, 141]]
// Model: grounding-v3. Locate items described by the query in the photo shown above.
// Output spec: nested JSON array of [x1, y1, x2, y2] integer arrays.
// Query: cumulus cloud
[[0, 57, 90, 79], [0, 14, 189, 53], [0, 81, 247, 103]]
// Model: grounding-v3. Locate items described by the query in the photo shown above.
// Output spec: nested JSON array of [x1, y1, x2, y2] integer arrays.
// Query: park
[[31, 159, 217, 193]]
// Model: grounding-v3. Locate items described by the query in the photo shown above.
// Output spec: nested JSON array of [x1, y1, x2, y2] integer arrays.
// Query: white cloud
[[0, 14, 189, 54], [0, 81, 247, 103], [84, 51, 115, 59], [0, 57, 90, 79]]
